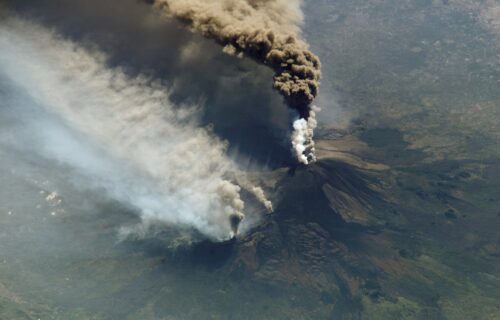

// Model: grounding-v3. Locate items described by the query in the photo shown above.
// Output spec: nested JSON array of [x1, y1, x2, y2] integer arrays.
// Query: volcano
[[1, 0, 499, 319]]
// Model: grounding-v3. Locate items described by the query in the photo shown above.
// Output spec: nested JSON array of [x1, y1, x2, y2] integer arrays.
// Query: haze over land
[[0, 0, 499, 319]]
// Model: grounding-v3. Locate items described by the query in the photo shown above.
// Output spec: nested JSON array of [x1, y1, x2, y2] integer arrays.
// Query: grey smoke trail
[[151, 0, 322, 164], [250, 186, 273, 213], [0, 18, 258, 240]]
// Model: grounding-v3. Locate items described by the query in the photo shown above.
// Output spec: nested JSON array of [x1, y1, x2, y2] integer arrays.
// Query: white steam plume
[[0, 18, 252, 241], [292, 106, 319, 165]]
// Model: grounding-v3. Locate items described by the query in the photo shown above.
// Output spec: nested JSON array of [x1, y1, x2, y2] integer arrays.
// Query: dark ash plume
[[152, 0, 322, 164]]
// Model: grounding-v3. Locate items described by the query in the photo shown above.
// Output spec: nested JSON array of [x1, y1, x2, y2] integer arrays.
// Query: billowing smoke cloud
[[152, 0, 322, 164], [0, 18, 271, 241]]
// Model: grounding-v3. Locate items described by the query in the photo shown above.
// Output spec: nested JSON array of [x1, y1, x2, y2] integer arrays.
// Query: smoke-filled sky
[[7, 0, 299, 164], [0, 0, 323, 241]]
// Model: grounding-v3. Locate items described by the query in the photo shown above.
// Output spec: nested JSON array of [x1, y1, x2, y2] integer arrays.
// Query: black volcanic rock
[[233, 159, 390, 295]]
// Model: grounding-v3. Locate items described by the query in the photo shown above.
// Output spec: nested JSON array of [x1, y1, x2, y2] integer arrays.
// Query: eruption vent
[[152, 0, 322, 164]]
